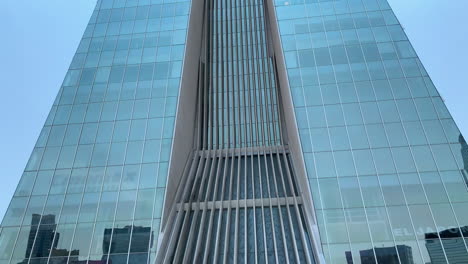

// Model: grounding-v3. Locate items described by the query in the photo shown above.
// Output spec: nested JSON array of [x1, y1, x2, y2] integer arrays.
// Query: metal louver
[[156, 0, 318, 262]]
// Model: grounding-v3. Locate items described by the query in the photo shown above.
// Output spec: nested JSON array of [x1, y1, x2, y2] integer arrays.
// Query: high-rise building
[[1, 0, 467, 263]]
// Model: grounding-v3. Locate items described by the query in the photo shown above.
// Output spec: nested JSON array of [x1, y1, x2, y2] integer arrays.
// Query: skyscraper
[[1, 0, 467, 263]]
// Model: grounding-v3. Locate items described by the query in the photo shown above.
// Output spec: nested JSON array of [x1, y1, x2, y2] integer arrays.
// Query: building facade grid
[[0, 0, 191, 263], [0, 0, 467, 264], [273, 0, 468, 263]]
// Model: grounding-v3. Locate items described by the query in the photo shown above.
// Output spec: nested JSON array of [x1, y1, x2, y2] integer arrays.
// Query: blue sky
[[0, 0, 467, 219]]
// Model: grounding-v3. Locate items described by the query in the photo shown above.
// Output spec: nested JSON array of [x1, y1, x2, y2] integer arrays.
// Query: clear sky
[[0, 0, 467, 220]]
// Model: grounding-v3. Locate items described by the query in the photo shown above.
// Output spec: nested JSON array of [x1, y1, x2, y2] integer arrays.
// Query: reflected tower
[[460, 134, 468, 187]]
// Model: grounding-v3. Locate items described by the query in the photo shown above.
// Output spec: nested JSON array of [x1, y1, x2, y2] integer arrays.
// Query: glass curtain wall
[[273, 0, 468, 263], [0, 0, 191, 263]]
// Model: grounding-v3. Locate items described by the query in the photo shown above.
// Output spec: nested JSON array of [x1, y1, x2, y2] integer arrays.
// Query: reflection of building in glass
[[460, 134, 468, 187], [345, 245, 413, 264], [19, 214, 79, 264], [103, 225, 152, 263], [425, 226, 468, 264], [25, 214, 57, 259]]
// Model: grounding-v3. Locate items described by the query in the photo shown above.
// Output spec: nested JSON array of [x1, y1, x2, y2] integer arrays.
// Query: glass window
[[431, 144, 459, 171], [74, 144, 93, 168], [387, 206, 415, 241], [14, 171, 37, 197], [117, 101, 134, 120], [43, 194, 65, 219], [68, 168, 88, 193], [2, 197, 28, 227], [50, 169, 71, 195], [79, 193, 99, 223], [378, 100, 400, 123], [366, 207, 393, 242], [430, 204, 458, 234], [366, 124, 389, 148], [325, 105, 345, 126], [108, 142, 127, 166], [380, 174, 406, 206], [360, 102, 381, 124], [385, 123, 408, 147], [339, 177, 363, 208], [125, 141, 144, 164], [32, 171, 54, 196], [440, 119, 462, 143], [57, 145, 78, 169], [338, 83, 358, 103], [321, 84, 340, 105], [353, 149, 376, 176], [85, 167, 105, 193], [420, 172, 449, 204], [315, 152, 336, 178], [139, 163, 158, 189], [108, 222, 132, 254], [392, 147, 416, 173], [422, 120, 447, 145], [401, 58, 421, 77], [70, 223, 94, 257], [40, 147, 61, 170], [334, 151, 356, 177], [408, 204, 437, 240], [80, 123, 99, 144], [134, 189, 155, 220], [452, 202, 468, 227], [348, 126, 369, 149], [115, 190, 137, 221], [69, 104, 87, 124], [306, 106, 326, 128], [310, 128, 331, 152], [121, 164, 140, 190], [342, 104, 363, 126], [403, 121, 427, 146], [329, 127, 350, 151], [91, 143, 110, 167], [59, 194, 82, 224], [414, 98, 437, 121], [64, 124, 82, 145], [319, 178, 342, 209], [129, 119, 147, 141], [372, 148, 396, 174], [97, 192, 118, 222], [372, 79, 393, 100], [96, 122, 114, 143], [323, 209, 349, 243], [389, 80, 411, 101], [399, 173, 427, 205], [360, 176, 385, 207], [143, 140, 161, 163], [345, 208, 371, 243], [90, 221, 114, 256], [440, 171, 468, 203], [325, 243, 351, 264], [47, 125, 66, 147], [112, 120, 131, 142], [50, 224, 75, 256]]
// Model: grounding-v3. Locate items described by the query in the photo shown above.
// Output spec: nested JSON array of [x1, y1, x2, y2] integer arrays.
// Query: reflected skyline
[[17, 214, 153, 264], [345, 245, 413, 264], [425, 226, 468, 264]]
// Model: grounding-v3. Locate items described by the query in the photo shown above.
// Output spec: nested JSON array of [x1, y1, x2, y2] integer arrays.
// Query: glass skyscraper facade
[[0, 0, 190, 263], [1, 0, 467, 263], [273, 0, 468, 263]]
